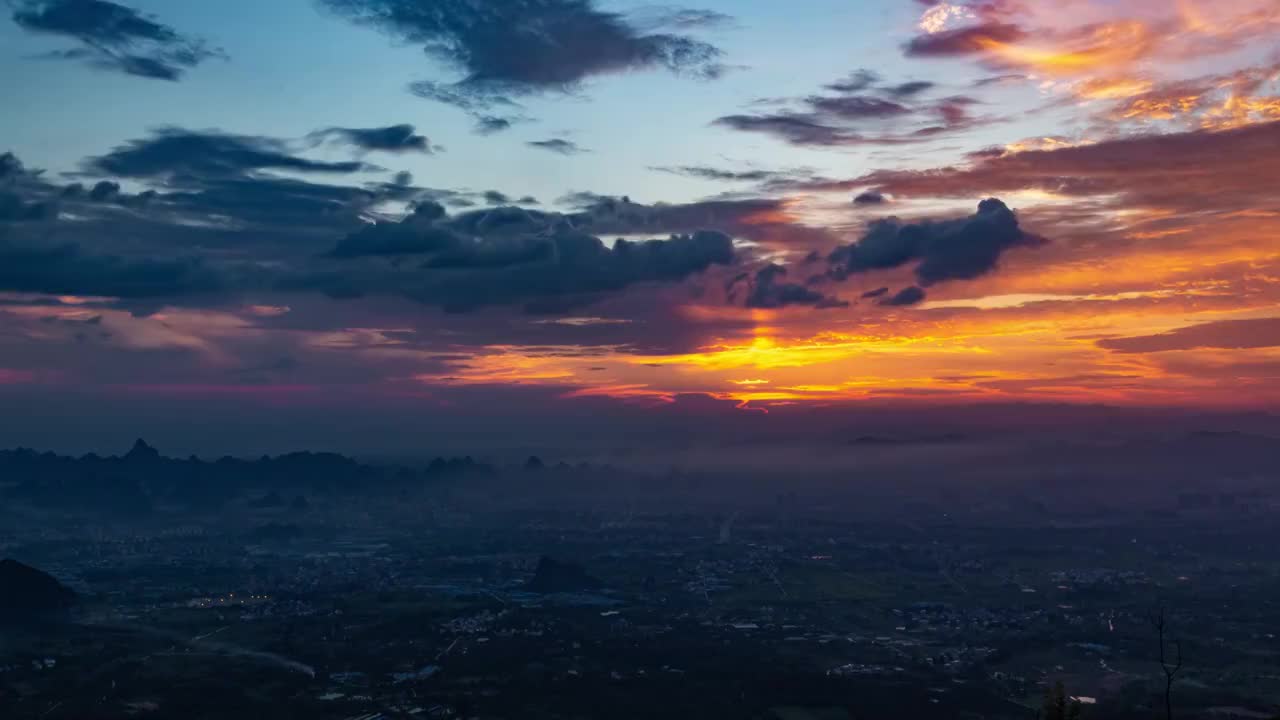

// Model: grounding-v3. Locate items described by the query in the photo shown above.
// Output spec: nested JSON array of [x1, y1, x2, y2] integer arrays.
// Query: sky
[[1, 0, 1278, 455]]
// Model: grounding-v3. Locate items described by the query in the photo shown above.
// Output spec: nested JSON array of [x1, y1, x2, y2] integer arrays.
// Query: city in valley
[[3, 430, 1279, 719]]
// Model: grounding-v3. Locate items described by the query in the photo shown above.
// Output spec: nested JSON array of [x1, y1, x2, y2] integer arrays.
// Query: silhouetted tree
[[1149, 605, 1184, 720]]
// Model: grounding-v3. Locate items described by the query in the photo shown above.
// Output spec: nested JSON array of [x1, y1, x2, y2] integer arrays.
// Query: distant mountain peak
[[526, 556, 603, 594], [125, 438, 160, 461]]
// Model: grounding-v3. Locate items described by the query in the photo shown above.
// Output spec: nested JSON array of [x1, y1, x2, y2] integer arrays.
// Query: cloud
[[1098, 318, 1280, 353], [0, 153, 60, 221], [651, 165, 804, 183], [85, 127, 370, 180], [304, 219, 735, 312], [423, 236, 554, 269], [713, 72, 999, 147], [885, 80, 935, 97], [1098, 63, 1280, 132], [829, 198, 1042, 287], [561, 192, 839, 249], [527, 138, 589, 155], [853, 190, 887, 205], [630, 7, 733, 31], [973, 73, 1026, 87], [712, 114, 852, 147], [0, 152, 30, 181], [880, 286, 925, 306], [1, 142, 824, 329], [904, 22, 1025, 57], [861, 286, 889, 299], [5, 177, 739, 314], [88, 180, 121, 201], [0, 192, 57, 221], [824, 69, 880, 93], [904, 0, 1279, 94], [743, 264, 845, 310], [408, 81, 531, 134], [58, 128, 446, 231], [3, 145, 437, 257], [0, 240, 223, 298], [329, 202, 459, 258], [11, 0, 223, 80], [313, 124, 434, 154], [805, 95, 912, 120], [850, 120, 1280, 214], [320, 0, 726, 110], [473, 116, 517, 134]]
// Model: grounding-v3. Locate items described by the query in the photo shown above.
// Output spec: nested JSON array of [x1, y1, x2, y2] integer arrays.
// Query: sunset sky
[[2, 0, 1278, 453]]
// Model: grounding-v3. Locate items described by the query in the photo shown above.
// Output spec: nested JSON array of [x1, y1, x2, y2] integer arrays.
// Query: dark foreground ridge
[[0, 559, 76, 619]]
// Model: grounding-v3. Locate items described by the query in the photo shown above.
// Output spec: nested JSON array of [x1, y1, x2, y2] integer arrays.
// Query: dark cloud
[[829, 198, 1042, 286], [408, 82, 529, 134], [0, 151, 49, 188], [805, 95, 912, 120], [0, 192, 57, 222], [88, 180, 121, 202], [713, 114, 852, 147], [861, 286, 889, 299], [57, 128, 442, 232], [473, 116, 517, 134], [0, 153, 59, 221], [85, 127, 369, 180], [651, 165, 788, 183], [885, 80, 935, 97], [302, 218, 735, 312], [0, 240, 223, 298], [973, 73, 1027, 87], [934, 96, 977, 126], [904, 23, 1025, 57], [157, 176, 387, 230], [528, 138, 589, 155], [313, 124, 434, 154], [880, 286, 925, 306], [562, 192, 837, 249], [0, 152, 29, 181], [423, 236, 554, 269], [446, 205, 558, 238], [1098, 318, 1280, 353], [484, 190, 512, 205], [323, 200, 740, 312], [320, 0, 726, 111], [0, 145, 816, 323], [824, 69, 879, 94], [329, 203, 460, 258], [12, 142, 460, 274], [11, 0, 223, 80], [744, 264, 845, 310], [714, 73, 999, 147], [1, 152, 435, 262], [853, 190, 886, 205]]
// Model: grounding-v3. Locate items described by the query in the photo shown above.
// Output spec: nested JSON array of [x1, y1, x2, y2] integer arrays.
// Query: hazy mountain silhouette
[[526, 556, 603, 593]]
